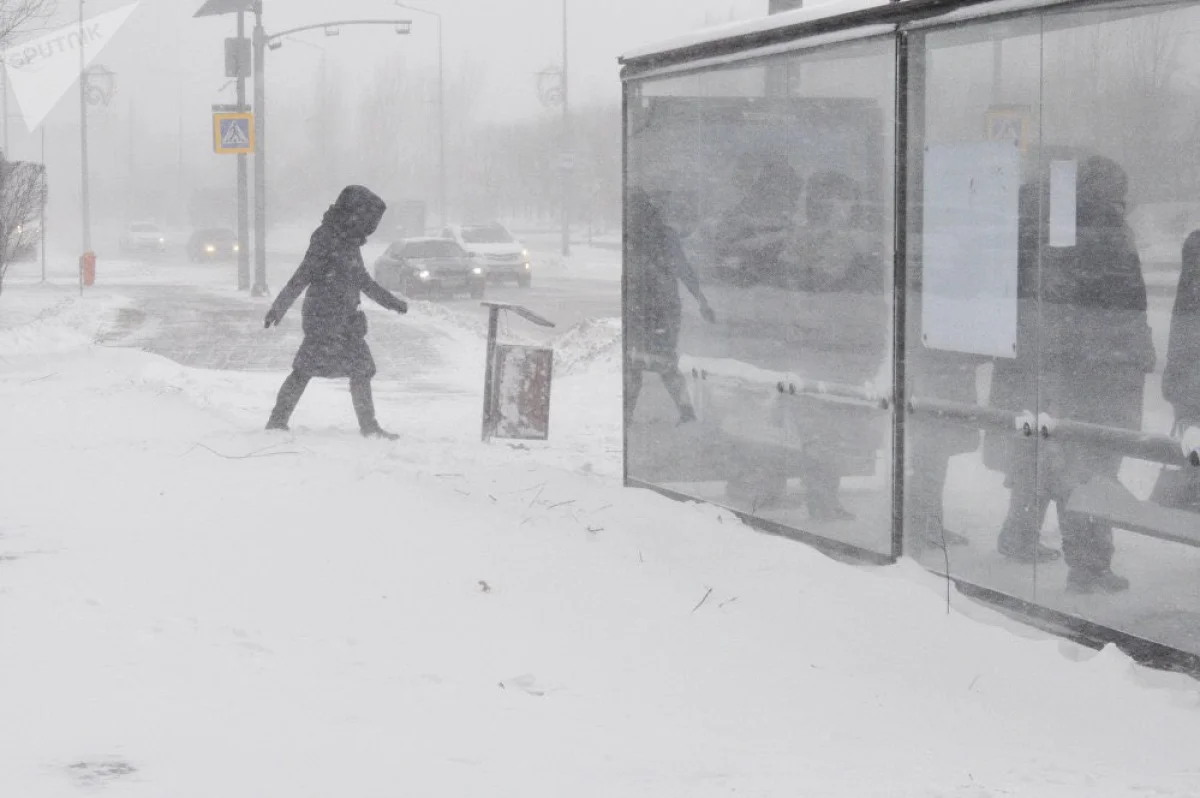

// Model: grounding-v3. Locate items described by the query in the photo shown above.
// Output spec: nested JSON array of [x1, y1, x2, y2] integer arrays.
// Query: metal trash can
[[480, 301, 556, 442]]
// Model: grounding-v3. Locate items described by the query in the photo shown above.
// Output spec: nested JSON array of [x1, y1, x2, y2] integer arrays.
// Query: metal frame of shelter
[[619, 0, 1200, 674]]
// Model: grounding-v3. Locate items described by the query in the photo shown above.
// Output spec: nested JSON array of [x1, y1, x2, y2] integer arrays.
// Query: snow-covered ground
[[2, 273, 1200, 797]]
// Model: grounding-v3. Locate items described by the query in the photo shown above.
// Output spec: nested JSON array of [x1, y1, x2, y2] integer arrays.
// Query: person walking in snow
[[263, 185, 409, 439], [625, 187, 716, 426]]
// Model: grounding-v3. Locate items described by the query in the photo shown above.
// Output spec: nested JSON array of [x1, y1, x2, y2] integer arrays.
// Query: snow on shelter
[[619, 0, 1200, 671]]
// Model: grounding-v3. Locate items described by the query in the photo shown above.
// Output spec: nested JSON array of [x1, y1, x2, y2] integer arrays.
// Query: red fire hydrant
[[80, 251, 96, 287]]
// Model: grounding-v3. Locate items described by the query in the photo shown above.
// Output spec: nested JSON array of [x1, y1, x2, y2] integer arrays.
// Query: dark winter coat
[[268, 186, 408, 380], [627, 189, 704, 364], [1164, 231, 1200, 422], [1038, 157, 1153, 496], [984, 179, 1048, 474]]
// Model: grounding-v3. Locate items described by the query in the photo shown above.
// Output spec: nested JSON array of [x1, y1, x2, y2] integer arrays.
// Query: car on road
[[373, 237, 486, 299], [186, 228, 238, 262], [120, 221, 167, 254], [442, 222, 532, 288]]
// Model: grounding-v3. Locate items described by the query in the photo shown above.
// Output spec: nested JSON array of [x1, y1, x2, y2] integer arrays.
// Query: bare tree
[[0, 0, 54, 49], [0, 153, 47, 296]]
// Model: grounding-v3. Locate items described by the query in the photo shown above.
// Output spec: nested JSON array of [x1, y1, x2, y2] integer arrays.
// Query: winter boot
[[998, 538, 1062, 564], [361, 425, 400, 441], [267, 371, 310, 432], [1066, 567, 1129, 595]]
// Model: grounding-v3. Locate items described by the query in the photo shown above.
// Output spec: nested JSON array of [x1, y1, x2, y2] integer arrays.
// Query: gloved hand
[[394, 299, 409, 315], [264, 307, 282, 328]]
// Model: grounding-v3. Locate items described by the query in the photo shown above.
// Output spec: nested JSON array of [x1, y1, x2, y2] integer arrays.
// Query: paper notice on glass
[[921, 140, 1021, 359], [1049, 160, 1077, 247]]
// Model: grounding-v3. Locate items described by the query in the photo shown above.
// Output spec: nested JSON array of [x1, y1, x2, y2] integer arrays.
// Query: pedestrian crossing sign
[[984, 106, 1031, 153], [213, 112, 255, 154]]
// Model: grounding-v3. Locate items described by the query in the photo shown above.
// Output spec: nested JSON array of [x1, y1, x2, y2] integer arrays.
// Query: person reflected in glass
[[1157, 229, 1200, 510], [990, 177, 1064, 563], [713, 151, 804, 288], [776, 171, 888, 522], [1038, 155, 1155, 593], [625, 188, 717, 427]]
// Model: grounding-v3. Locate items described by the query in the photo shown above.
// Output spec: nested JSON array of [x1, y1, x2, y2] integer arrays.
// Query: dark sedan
[[372, 237, 486, 298], [186, 228, 238, 262]]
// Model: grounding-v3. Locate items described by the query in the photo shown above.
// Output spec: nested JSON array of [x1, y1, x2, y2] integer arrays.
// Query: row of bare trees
[[0, 0, 53, 297]]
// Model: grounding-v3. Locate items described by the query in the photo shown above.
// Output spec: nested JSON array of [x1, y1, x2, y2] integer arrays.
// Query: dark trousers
[[907, 434, 951, 536], [997, 452, 1116, 573], [268, 370, 379, 432]]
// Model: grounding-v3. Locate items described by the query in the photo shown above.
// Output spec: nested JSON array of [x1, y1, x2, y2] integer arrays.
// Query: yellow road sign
[[985, 106, 1031, 153], [213, 112, 254, 154]]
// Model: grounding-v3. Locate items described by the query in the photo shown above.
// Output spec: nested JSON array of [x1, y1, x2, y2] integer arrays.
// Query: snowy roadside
[[1, 287, 1200, 796]]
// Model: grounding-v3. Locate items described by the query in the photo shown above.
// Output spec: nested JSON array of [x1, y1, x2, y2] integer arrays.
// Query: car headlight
[[472, 267, 483, 275], [159, 237, 166, 244], [524, 262, 531, 270], [418, 269, 431, 279], [233, 243, 240, 252], [205, 244, 216, 253]]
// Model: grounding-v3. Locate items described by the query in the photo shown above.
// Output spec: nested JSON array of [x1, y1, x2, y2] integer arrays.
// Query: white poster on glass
[[921, 140, 1021, 359]]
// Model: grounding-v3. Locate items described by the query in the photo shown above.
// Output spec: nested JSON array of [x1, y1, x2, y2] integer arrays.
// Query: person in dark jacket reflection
[[625, 188, 716, 426], [989, 177, 1064, 563], [263, 185, 410, 439], [780, 171, 887, 521], [1164, 231, 1200, 427], [1038, 156, 1154, 593]]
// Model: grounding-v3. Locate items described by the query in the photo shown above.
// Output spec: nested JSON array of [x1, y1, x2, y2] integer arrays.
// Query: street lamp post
[[236, 10, 250, 291], [394, 2, 445, 229], [561, 0, 570, 258], [79, 0, 91, 255], [251, 0, 267, 296], [197, 1, 412, 298]]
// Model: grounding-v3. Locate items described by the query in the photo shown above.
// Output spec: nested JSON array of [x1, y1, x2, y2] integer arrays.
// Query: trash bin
[[480, 301, 556, 442]]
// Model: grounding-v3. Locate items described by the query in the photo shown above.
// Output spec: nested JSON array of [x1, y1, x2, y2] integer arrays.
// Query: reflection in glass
[[909, 2, 1200, 657], [625, 39, 896, 556]]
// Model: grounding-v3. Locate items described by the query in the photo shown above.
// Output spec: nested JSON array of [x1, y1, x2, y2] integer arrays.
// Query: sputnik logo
[[2, 2, 140, 132]]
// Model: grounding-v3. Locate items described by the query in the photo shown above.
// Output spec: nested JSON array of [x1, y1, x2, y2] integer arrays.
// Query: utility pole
[[251, 0, 267, 296], [236, 10, 250, 290], [437, 12, 445, 228], [394, 3, 446, 228], [40, 126, 46, 283], [2, 62, 8, 155], [79, 0, 92, 254], [560, 0, 570, 258]]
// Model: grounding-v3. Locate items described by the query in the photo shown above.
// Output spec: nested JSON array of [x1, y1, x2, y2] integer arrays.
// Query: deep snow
[[2, 274, 1200, 797]]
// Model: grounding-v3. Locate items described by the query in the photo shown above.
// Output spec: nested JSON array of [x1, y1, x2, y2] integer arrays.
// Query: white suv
[[119, 221, 167, 254], [443, 222, 532, 288]]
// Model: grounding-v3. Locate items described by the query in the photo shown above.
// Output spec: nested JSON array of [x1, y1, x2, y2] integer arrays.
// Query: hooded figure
[[263, 185, 410, 438]]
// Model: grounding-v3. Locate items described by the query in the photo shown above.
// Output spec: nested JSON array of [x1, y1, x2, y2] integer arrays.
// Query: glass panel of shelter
[[907, 0, 1200, 658], [625, 38, 897, 557], [1028, 0, 1200, 657], [904, 17, 1047, 604]]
